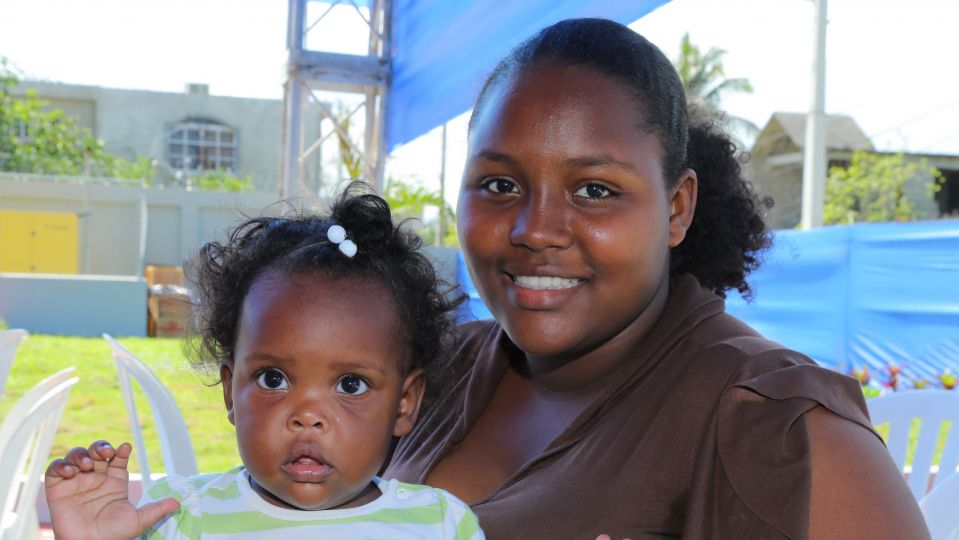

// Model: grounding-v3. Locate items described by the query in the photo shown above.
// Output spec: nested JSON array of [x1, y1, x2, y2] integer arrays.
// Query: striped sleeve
[[138, 476, 200, 540], [437, 490, 484, 540]]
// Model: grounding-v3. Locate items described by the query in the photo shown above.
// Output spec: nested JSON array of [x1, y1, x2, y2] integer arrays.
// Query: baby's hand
[[45, 440, 180, 540]]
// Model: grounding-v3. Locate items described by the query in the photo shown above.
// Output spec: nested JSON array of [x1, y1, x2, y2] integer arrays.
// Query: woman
[[387, 18, 927, 539]]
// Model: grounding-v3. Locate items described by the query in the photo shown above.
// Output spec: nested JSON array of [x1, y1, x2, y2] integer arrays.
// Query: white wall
[[1, 174, 281, 276]]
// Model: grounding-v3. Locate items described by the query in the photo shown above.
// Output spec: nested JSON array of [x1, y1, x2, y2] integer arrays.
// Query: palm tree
[[674, 33, 758, 141]]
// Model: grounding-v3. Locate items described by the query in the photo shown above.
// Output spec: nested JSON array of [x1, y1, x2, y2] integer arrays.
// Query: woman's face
[[458, 62, 695, 361]]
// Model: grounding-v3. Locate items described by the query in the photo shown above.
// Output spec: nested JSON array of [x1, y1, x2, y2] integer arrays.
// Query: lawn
[[0, 334, 240, 474]]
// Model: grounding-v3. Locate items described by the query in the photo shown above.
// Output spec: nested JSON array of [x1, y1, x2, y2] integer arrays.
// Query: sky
[[1, 0, 957, 202]]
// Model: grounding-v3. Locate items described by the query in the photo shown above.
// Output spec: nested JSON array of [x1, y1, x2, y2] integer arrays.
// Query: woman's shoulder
[[691, 323, 882, 537]]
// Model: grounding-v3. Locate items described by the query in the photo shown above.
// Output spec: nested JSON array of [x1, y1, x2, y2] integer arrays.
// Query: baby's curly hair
[[188, 182, 463, 387]]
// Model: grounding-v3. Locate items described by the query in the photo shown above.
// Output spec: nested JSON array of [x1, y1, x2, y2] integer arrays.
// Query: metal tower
[[280, 0, 391, 199]]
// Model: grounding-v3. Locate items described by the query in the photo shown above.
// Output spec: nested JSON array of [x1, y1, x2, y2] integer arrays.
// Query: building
[[11, 80, 328, 193], [747, 112, 959, 229]]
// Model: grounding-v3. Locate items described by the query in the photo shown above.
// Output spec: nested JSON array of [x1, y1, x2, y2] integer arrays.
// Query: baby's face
[[221, 271, 423, 510]]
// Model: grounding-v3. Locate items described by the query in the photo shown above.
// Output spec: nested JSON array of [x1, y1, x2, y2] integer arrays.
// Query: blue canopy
[[387, 0, 670, 150]]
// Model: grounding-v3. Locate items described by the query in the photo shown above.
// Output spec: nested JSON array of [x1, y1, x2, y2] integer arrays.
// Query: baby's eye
[[335, 374, 369, 396], [481, 177, 519, 194], [256, 369, 289, 390], [574, 183, 615, 199]]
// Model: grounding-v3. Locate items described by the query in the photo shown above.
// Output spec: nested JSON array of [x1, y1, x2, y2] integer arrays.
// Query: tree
[[192, 169, 254, 192], [0, 56, 156, 183], [673, 33, 757, 139], [331, 104, 455, 246], [384, 177, 457, 246], [824, 151, 944, 225]]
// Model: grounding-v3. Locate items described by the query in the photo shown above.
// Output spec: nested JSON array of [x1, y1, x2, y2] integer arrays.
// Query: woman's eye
[[481, 177, 519, 194], [255, 369, 289, 390], [335, 375, 369, 396], [574, 183, 614, 199]]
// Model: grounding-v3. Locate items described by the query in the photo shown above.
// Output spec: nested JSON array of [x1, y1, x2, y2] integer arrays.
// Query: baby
[[45, 184, 483, 539]]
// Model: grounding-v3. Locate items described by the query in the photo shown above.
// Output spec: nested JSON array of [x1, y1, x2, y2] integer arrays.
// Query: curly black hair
[[471, 18, 772, 298], [188, 182, 464, 388]]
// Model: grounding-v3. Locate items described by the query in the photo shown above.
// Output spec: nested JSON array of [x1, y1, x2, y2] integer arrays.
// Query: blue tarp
[[457, 220, 959, 383], [387, 0, 669, 150]]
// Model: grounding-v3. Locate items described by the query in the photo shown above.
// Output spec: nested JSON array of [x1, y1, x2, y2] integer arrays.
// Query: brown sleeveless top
[[386, 274, 875, 539]]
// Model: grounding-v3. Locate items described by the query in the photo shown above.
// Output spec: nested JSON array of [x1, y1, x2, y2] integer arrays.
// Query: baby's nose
[[287, 401, 327, 430]]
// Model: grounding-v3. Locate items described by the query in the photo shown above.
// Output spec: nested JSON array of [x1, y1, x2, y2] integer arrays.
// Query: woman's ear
[[392, 368, 426, 437], [668, 170, 698, 248], [220, 362, 236, 426]]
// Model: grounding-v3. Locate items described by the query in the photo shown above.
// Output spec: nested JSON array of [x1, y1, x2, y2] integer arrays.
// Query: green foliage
[[385, 178, 457, 246], [824, 151, 944, 225], [192, 169, 254, 192], [330, 102, 457, 246], [0, 56, 155, 183], [673, 33, 757, 138], [336, 115, 364, 181]]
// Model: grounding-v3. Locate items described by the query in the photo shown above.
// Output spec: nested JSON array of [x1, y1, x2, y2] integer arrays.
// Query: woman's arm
[[806, 406, 930, 539]]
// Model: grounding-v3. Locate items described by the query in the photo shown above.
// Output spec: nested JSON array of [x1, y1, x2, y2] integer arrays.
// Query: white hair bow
[[326, 224, 357, 258]]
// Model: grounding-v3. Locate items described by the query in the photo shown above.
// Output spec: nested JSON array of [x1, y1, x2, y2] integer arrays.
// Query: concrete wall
[[1, 174, 281, 275], [0, 175, 463, 336], [12, 81, 326, 192], [0, 273, 147, 336]]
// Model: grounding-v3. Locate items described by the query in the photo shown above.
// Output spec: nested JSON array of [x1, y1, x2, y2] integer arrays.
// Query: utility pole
[[801, 0, 828, 229], [438, 122, 447, 246]]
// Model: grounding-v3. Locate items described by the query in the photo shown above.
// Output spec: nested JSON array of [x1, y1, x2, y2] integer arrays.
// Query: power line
[[867, 99, 959, 139], [923, 129, 959, 154]]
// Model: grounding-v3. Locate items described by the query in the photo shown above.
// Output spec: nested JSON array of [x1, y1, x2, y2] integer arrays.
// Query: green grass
[[0, 334, 240, 474]]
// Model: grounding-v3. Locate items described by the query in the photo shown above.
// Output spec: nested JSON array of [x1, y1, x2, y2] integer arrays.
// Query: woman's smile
[[505, 272, 586, 310]]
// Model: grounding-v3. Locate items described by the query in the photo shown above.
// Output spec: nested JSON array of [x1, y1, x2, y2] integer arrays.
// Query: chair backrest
[[868, 390, 959, 500], [0, 329, 29, 397], [102, 334, 198, 489], [0, 368, 78, 540], [919, 471, 959, 540]]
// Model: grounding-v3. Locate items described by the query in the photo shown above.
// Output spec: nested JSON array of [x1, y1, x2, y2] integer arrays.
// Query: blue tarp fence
[[457, 220, 959, 383]]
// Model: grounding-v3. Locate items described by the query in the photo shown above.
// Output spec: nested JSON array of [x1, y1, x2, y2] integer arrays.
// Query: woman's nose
[[509, 189, 572, 251]]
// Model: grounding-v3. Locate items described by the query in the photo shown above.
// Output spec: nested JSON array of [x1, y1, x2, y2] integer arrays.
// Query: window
[[167, 119, 237, 171]]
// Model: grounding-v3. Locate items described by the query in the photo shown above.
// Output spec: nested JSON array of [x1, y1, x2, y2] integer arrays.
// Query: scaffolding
[[280, 0, 391, 199]]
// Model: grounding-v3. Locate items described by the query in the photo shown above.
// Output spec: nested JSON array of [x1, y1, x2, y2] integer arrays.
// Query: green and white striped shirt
[[139, 467, 484, 539]]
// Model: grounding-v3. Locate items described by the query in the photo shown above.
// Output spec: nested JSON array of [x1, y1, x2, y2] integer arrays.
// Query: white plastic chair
[[0, 329, 29, 397], [919, 471, 959, 540], [102, 334, 198, 490], [0, 367, 78, 540], [868, 390, 959, 500]]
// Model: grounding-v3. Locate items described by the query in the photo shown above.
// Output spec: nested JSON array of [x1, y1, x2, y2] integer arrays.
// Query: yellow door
[[0, 210, 78, 273]]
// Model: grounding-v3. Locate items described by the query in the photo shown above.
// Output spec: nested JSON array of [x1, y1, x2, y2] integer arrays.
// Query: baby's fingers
[[44, 458, 78, 482], [87, 440, 117, 461], [106, 442, 133, 471], [64, 446, 96, 472], [136, 497, 180, 533]]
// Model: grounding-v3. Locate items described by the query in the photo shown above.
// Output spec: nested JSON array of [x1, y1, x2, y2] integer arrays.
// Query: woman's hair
[[189, 182, 463, 386], [470, 18, 772, 298]]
